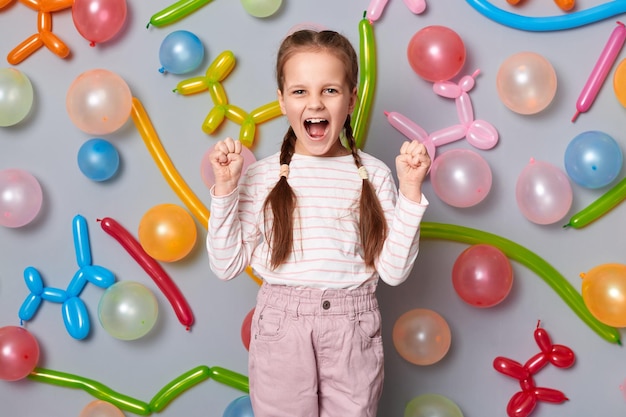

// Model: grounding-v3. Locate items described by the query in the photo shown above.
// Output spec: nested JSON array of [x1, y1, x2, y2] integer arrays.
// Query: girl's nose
[[307, 94, 324, 110]]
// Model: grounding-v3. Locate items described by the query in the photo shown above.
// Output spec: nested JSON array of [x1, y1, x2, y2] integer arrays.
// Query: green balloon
[[98, 281, 159, 341], [149, 365, 211, 412], [405, 393, 463, 417], [240, 0, 282, 18], [0, 68, 34, 127]]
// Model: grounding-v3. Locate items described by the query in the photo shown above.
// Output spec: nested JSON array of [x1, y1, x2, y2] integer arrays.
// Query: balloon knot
[[89, 41, 95, 48]]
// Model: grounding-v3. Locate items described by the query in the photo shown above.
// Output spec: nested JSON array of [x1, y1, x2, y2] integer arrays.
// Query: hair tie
[[279, 164, 290, 178], [358, 166, 369, 180]]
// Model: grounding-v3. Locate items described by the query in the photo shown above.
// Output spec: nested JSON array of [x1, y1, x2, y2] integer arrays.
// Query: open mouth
[[305, 118, 328, 139]]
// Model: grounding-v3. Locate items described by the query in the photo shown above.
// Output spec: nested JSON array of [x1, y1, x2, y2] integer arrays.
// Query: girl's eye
[[325, 88, 337, 94], [293, 89, 305, 95]]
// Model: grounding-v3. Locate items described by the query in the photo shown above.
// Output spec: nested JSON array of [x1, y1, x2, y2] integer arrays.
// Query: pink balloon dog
[[385, 69, 498, 161]]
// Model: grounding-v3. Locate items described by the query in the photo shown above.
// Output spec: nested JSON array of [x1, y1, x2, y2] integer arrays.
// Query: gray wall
[[2, 0, 626, 416]]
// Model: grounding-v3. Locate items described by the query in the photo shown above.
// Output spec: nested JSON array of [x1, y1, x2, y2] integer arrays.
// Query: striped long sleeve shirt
[[207, 151, 428, 289]]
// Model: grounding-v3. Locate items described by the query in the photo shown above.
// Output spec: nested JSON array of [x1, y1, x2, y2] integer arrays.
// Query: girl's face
[[277, 50, 357, 157]]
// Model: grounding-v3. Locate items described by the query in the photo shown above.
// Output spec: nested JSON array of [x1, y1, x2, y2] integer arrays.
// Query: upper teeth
[[307, 118, 325, 123]]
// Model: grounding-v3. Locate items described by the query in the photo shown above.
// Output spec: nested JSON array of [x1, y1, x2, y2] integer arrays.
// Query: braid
[[263, 127, 297, 269], [344, 116, 388, 268]]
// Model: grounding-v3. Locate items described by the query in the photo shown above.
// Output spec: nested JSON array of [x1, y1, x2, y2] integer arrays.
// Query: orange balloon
[[496, 52, 557, 115], [79, 400, 125, 417], [39, 30, 69, 58], [7, 34, 43, 65], [581, 263, 626, 327], [392, 308, 451, 366], [613, 58, 626, 108], [138, 203, 197, 262]]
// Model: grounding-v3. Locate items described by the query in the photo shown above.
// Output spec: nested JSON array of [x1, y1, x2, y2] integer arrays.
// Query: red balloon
[[533, 326, 553, 353], [548, 344, 575, 368], [0, 326, 39, 381], [72, 0, 127, 45], [452, 244, 513, 307], [407, 25, 466, 82], [493, 356, 529, 380], [507, 391, 536, 417], [99, 217, 194, 330], [494, 323, 574, 417], [524, 352, 548, 375], [241, 307, 254, 351], [534, 387, 568, 403]]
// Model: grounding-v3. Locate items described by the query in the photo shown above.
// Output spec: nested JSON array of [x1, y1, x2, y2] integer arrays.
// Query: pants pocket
[[254, 305, 290, 342], [355, 308, 383, 343]]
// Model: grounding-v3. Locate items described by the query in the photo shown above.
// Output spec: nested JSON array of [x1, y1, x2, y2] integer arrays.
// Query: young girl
[[207, 29, 430, 417]]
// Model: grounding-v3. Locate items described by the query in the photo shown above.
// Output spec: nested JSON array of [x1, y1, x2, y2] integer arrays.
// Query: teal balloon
[[159, 30, 205, 75], [405, 393, 464, 417], [564, 130, 623, 189], [0, 68, 34, 127], [223, 395, 254, 417], [240, 0, 282, 18], [77, 138, 120, 182]]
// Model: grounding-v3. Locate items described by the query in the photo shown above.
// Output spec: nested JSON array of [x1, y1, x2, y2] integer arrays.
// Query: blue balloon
[[18, 294, 41, 322], [73, 214, 92, 267], [63, 297, 90, 340], [159, 30, 205, 75], [465, 0, 626, 31], [77, 138, 120, 182], [223, 395, 254, 417], [564, 130, 623, 189]]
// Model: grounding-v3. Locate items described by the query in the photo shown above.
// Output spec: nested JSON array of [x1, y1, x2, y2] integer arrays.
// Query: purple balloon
[[0, 169, 43, 228]]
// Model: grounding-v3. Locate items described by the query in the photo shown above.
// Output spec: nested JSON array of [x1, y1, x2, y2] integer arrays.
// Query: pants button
[[322, 300, 331, 310]]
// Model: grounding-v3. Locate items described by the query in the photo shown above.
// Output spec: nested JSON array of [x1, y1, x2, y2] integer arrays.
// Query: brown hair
[[263, 30, 387, 269]]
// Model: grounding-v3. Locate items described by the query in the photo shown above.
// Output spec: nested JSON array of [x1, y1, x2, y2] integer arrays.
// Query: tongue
[[308, 122, 326, 138]]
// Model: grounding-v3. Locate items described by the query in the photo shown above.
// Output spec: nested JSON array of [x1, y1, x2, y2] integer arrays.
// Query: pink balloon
[[515, 159, 573, 225], [201, 144, 257, 189], [66, 69, 132, 135], [452, 244, 514, 307], [0, 326, 40, 381], [430, 149, 492, 208], [72, 0, 127, 45], [392, 308, 451, 366], [407, 25, 466, 82], [0, 168, 43, 228], [496, 52, 557, 115]]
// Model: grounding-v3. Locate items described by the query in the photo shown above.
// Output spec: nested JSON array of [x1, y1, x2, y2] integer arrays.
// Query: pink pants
[[248, 282, 384, 417]]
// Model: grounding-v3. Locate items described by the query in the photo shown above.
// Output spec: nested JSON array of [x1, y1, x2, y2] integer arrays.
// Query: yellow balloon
[[581, 263, 626, 327], [138, 203, 197, 262], [613, 58, 626, 108]]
